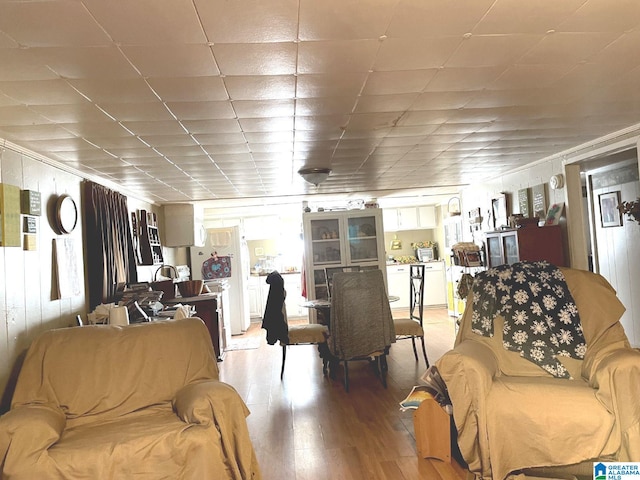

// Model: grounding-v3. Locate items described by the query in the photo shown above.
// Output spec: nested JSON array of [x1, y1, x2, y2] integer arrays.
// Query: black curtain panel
[[83, 181, 138, 309]]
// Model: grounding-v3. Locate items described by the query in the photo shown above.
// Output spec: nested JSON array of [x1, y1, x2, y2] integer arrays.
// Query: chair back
[[324, 265, 361, 299], [329, 269, 395, 359], [409, 264, 425, 326]]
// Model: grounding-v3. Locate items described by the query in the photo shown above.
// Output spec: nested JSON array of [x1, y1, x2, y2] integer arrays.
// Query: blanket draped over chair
[[471, 261, 586, 378]]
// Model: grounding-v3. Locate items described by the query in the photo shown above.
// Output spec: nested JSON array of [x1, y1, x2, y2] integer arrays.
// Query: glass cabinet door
[[346, 214, 379, 263], [486, 235, 503, 267], [309, 217, 342, 265], [502, 232, 519, 265]]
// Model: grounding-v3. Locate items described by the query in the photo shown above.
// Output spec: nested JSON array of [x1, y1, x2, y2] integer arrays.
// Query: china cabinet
[[484, 225, 565, 268], [303, 209, 387, 305]]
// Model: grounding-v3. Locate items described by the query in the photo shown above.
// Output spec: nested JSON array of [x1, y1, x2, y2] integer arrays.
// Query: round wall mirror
[[55, 194, 78, 234]]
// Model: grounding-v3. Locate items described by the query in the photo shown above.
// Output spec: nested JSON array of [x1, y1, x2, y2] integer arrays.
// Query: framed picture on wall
[[599, 191, 622, 228]]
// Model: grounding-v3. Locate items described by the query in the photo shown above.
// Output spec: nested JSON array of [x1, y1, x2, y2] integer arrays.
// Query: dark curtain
[[83, 181, 138, 310]]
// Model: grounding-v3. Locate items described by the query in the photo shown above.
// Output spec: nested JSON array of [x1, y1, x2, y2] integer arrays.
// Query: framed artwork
[[599, 191, 622, 228], [517, 188, 531, 218], [532, 183, 547, 220]]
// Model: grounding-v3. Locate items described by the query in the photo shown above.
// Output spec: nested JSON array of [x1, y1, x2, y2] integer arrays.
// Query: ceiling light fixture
[[298, 167, 332, 186]]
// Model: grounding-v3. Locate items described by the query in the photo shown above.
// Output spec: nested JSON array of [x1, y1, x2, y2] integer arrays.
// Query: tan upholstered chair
[[0, 318, 261, 479], [329, 269, 396, 392], [436, 266, 640, 480], [393, 264, 429, 366]]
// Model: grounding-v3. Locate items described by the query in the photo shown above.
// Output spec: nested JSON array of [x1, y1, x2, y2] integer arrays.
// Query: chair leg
[[280, 345, 286, 380], [380, 355, 388, 389], [343, 360, 350, 393], [410, 336, 419, 361], [419, 336, 429, 368]]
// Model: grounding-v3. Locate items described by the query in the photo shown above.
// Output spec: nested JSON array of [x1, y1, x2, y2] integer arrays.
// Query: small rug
[[226, 336, 262, 351]]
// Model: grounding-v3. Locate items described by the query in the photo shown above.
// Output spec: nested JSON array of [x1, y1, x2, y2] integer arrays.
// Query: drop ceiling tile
[[213, 43, 297, 76], [78, 136, 147, 149], [362, 70, 438, 95], [166, 101, 236, 120], [98, 102, 174, 122], [239, 117, 294, 132], [489, 64, 574, 90], [0, 48, 60, 81], [136, 134, 198, 148], [296, 73, 368, 98], [0, 124, 79, 141], [386, 0, 494, 37], [0, 105, 50, 126], [426, 66, 507, 92], [249, 142, 293, 153], [122, 120, 188, 137], [297, 40, 379, 74], [0, 1, 111, 47], [193, 132, 247, 144], [474, 0, 583, 34], [195, 0, 298, 43], [68, 78, 158, 103], [519, 32, 620, 65], [184, 120, 243, 135], [244, 131, 294, 143], [158, 146, 208, 157], [374, 36, 462, 71], [19, 137, 99, 153], [147, 76, 229, 102], [121, 45, 219, 77], [224, 75, 296, 100], [27, 103, 111, 124], [83, 0, 206, 44], [397, 110, 454, 126], [299, 0, 398, 41], [558, 0, 640, 32], [355, 93, 419, 113], [233, 99, 295, 118], [296, 97, 357, 116], [201, 143, 250, 155], [0, 79, 87, 105], [295, 115, 350, 132]]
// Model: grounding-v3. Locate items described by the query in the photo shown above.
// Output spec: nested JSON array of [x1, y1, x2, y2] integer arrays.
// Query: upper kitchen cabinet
[[303, 209, 387, 301], [484, 225, 566, 268], [162, 204, 206, 247], [383, 205, 437, 231]]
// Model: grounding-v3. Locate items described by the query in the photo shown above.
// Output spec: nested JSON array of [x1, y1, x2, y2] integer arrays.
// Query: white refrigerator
[[189, 226, 250, 335]]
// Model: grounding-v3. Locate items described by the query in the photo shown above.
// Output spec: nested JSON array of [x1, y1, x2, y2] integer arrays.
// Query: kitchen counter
[[251, 271, 301, 276]]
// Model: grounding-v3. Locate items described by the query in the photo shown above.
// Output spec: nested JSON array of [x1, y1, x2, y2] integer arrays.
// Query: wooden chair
[[329, 270, 396, 392], [393, 264, 429, 366]]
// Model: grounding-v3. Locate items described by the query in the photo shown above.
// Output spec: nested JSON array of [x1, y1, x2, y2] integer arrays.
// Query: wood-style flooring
[[218, 308, 469, 480]]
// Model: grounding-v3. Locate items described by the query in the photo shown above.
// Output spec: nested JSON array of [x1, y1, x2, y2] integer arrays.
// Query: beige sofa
[[436, 267, 640, 480], [0, 318, 261, 480]]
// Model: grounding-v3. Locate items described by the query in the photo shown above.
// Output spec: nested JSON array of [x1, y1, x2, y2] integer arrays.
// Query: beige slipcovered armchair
[[436, 266, 640, 480], [0, 318, 261, 480]]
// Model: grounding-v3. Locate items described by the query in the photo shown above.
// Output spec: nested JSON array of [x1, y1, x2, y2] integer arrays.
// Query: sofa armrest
[[173, 380, 260, 480], [587, 347, 640, 461], [0, 404, 66, 473], [435, 340, 499, 480]]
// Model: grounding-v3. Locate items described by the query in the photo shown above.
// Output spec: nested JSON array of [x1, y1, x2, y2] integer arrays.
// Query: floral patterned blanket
[[471, 261, 586, 378]]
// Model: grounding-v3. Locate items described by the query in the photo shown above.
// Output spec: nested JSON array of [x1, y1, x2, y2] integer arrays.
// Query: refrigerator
[[189, 226, 250, 335]]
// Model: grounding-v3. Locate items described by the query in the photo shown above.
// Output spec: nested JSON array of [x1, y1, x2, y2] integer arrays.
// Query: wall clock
[[55, 194, 78, 234]]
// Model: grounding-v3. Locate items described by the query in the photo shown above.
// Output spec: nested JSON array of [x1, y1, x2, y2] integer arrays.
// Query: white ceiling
[[1, 0, 640, 207]]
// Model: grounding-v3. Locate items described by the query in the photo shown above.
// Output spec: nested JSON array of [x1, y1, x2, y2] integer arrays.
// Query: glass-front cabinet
[[303, 209, 387, 309]]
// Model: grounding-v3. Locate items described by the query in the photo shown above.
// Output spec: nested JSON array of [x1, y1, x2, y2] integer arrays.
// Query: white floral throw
[[471, 261, 586, 378]]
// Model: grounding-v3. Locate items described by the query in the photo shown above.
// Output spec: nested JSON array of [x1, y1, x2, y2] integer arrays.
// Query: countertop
[[250, 271, 301, 276], [164, 292, 220, 303]]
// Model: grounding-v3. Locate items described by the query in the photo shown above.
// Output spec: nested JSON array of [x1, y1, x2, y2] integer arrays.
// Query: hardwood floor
[[218, 308, 469, 480]]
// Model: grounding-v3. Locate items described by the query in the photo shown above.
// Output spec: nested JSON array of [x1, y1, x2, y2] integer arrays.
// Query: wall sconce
[[298, 167, 332, 186]]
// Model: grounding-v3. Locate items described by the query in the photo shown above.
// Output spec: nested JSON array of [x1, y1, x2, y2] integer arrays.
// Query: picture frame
[[599, 191, 622, 228]]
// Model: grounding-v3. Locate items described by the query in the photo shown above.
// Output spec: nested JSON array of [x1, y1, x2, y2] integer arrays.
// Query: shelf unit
[[303, 209, 387, 307], [484, 225, 565, 268], [137, 209, 164, 266]]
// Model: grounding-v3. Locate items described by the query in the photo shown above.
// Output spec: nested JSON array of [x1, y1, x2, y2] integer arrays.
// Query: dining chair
[[393, 264, 429, 366], [324, 265, 361, 299], [263, 271, 329, 379], [328, 269, 396, 392]]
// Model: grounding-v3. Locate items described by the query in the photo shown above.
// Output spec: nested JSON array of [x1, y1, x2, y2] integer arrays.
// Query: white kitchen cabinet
[[162, 203, 206, 247], [418, 206, 437, 228], [387, 261, 446, 308], [303, 209, 387, 305], [386, 264, 411, 308], [282, 273, 304, 318], [424, 261, 447, 306], [383, 205, 437, 231], [248, 275, 262, 319]]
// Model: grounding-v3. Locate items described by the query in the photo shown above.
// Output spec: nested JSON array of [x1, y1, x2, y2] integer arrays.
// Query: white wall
[[0, 145, 86, 410]]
